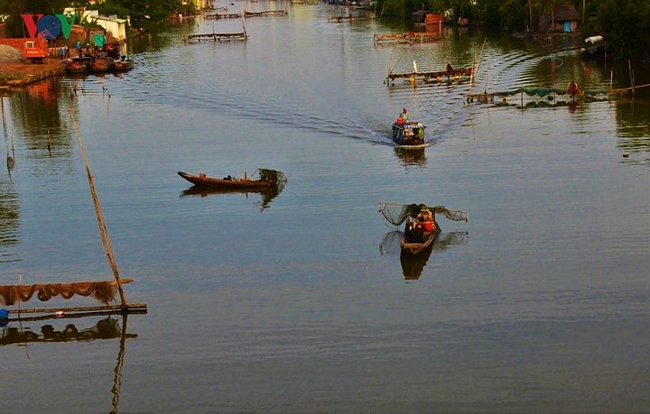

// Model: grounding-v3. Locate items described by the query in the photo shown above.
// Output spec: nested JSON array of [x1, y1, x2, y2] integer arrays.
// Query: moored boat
[[112, 57, 134, 72], [103, 42, 122, 59], [91, 56, 115, 73], [65, 56, 92, 74], [580, 35, 612, 61], [177, 168, 287, 189], [392, 120, 427, 148]]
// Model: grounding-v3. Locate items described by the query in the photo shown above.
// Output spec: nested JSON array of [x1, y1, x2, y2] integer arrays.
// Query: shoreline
[[0, 58, 67, 88]]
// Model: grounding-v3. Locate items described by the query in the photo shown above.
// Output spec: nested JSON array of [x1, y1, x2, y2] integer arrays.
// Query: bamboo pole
[[67, 104, 128, 309], [8, 303, 147, 316], [467, 38, 486, 98], [387, 52, 392, 82], [628, 59, 635, 94]]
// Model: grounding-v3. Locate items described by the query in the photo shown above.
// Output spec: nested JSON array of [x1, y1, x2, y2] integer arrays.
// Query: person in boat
[[400, 108, 409, 121], [446, 63, 454, 79], [567, 81, 581, 98], [416, 206, 434, 226]]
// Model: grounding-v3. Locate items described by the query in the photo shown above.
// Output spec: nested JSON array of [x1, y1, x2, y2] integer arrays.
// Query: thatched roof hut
[[537, 5, 580, 33]]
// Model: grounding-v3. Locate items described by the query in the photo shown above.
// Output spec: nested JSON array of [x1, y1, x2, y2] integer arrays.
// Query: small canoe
[[66, 57, 92, 74], [113, 58, 134, 72], [400, 220, 440, 255], [91, 57, 114, 73], [177, 171, 278, 189]]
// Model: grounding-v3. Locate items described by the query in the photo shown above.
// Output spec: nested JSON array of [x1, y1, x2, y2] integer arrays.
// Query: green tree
[[596, 0, 650, 60], [96, 0, 194, 29], [497, 0, 529, 32]]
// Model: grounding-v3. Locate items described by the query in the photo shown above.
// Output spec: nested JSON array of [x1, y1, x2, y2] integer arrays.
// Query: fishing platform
[[206, 10, 287, 19], [374, 32, 440, 44], [386, 66, 473, 86], [465, 82, 648, 107], [184, 30, 248, 42]]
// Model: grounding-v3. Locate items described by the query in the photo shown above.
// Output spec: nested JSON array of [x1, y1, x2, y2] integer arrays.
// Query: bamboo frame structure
[[0, 106, 147, 320]]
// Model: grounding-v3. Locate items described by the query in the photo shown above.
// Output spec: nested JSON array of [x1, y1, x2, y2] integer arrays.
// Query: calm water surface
[[1, 2, 649, 413]]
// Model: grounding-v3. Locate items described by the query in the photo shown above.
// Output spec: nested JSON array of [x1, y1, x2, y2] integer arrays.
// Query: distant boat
[[177, 168, 287, 190], [112, 57, 134, 72], [91, 56, 115, 73], [392, 120, 428, 148], [66, 56, 92, 74], [103, 42, 122, 59]]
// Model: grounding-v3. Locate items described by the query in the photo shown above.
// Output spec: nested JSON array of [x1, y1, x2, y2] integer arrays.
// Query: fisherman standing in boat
[[417, 206, 434, 225], [400, 108, 409, 121]]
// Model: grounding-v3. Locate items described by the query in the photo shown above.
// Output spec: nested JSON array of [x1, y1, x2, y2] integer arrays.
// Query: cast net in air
[[378, 202, 469, 227]]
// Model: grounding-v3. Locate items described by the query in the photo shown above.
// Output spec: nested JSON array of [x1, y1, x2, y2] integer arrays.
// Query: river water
[[1, 2, 649, 413]]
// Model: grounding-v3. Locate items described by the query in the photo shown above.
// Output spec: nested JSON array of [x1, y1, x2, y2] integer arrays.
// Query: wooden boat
[[177, 169, 284, 189], [112, 57, 134, 72], [400, 216, 440, 254], [378, 202, 469, 255], [392, 120, 427, 148], [400, 240, 434, 280], [91, 56, 115, 73], [103, 42, 123, 59], [66, 56, 92, 74]]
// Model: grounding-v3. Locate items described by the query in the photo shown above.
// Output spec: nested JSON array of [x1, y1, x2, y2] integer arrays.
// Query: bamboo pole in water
[[67, 104, 127, 308], [628, 59, 635, 94]]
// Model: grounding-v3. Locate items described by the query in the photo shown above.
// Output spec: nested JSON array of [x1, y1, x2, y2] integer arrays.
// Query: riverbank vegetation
[[0, 0, 646, 61], [0, 0, 196, 34], [377, 0, 649, 61]]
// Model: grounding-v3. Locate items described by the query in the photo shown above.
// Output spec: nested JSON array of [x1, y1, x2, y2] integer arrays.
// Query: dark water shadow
[[379, 229, 470, 281], [180, 185, 284, 210], [393, 146, 427, 166]]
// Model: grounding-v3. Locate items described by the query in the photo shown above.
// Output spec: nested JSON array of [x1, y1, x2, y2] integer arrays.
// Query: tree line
[[0, 0, 195, 38], [378, 0, 649, 60], [0, 0, 647, 60]]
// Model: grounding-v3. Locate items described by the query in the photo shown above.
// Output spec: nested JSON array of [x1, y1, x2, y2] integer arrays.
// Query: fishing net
[[257, 168, 287, 184], [0, 281, 118, 306], [256, 168, 287, 192], [378, 202, 469, 227]]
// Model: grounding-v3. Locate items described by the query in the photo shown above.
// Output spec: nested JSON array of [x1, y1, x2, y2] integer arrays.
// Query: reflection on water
[[400, 241, 434, 280], [379, 229, 469, 280], [0, 314, 132, 343], [180, 183, 285, 210], [393, 146, 427, 166], [1, 313, 135, 413], [0, 182, 19, 264]]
